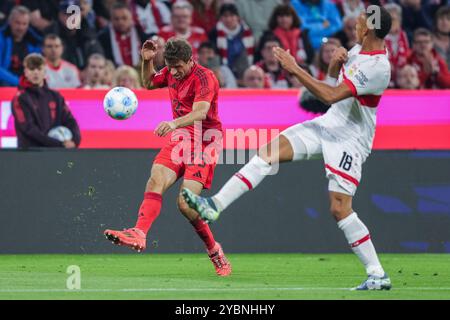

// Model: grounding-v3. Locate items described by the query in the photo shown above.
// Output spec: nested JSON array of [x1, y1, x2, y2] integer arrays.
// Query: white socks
[[338, 212, 385, 277], [213, 155, 272, 211]]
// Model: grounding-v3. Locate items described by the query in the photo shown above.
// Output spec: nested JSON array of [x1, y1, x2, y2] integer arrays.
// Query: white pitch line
[[0, 287, 450, 293]]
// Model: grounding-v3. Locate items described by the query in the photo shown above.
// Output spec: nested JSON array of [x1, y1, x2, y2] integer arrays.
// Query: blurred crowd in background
[[1, 0, 449, 91]]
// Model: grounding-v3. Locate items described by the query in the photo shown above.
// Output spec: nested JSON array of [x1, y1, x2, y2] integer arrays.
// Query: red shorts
[[153, 141, 220, 189]]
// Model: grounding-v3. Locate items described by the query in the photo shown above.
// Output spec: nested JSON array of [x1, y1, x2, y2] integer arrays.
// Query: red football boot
[[207, 242, 232, 276], [104, 228, 146, 252]]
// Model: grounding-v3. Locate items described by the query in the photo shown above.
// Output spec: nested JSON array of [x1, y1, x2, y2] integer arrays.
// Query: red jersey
[[152, 62, 222, 138]]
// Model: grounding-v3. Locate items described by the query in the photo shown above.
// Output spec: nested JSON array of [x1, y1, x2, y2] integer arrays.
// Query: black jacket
[[11, 77, 81, 148]]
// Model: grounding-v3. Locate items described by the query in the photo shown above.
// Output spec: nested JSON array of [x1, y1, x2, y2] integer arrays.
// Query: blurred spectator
[[80, 0, 98, 31], [255, 34, 300, 88], [43, 0, 104, 70], [43, 34, 81, 89], [159, 0, 208, 59], [112, 65, 142, 89], [408, 28, 450, 89], [433, 6, 450, 68], [385, 3, 410, 87], [400, 0, 433, 42], [0, 0, 16, 26], [198, 41, 237, 88], [92, 0, 111, 29], [337, 0, 365, 19], [11, 53, 81, 149], [396, 64, 420, 89], [102, 59, 116, 87], [234, 0, 283, 43], [209, 3, 255, 80], [128, 0, 171, 37], [265, 4, 314, 65], [242, 65, 269, 89], [333, 15, 358, 50], [0, 6, 42, 87], [309, 38, 341, 81], [290, 0, 343, 50], [22, 0, 59, 33], [150, 35, 167, 70], [191, 0, 220, 34], [98, 2, 146, 68], [82, 53, 110, 89]]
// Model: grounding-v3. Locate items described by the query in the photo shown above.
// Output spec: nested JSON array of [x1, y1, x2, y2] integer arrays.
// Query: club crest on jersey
[[348, 64, 358, 77]]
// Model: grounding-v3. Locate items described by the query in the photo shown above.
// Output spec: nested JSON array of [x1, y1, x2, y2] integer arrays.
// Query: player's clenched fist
[[155, 121, 177, 137], [141, 40, 157, 61], [331, 47, 348, 65], [328, 47, 348, 78]]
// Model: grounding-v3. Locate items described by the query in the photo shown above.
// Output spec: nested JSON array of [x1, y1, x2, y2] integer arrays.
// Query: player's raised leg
[[104, 164, 177, 252], [328, 190, 391, 290], [182, 134, 294, 223], [178, 179, 232, 276]]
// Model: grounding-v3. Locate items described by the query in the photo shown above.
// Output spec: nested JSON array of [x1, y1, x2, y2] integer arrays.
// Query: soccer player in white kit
[[182, 6, 393, 290]]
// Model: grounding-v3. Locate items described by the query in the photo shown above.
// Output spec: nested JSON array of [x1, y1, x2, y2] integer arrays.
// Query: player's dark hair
[[23, 53, 45, 70], [164, 38, 193, 64], [367, 5, 392, 39]]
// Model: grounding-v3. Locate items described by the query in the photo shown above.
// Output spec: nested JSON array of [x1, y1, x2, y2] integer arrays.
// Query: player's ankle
[[367, 265, 385, 277], [210, 196, 223, 212]]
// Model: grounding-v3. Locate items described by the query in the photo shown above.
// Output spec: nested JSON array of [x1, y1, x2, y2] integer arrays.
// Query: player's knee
[[329, 196, 352, 221], [146, 174, 165, 192], [330, 202, 344, 219]]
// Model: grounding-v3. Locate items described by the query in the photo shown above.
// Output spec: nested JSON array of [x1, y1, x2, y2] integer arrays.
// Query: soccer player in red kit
[[104, 38, 231, 276]]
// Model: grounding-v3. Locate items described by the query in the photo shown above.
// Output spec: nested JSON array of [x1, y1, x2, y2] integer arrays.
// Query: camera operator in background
[[11, 53, 81, 149]]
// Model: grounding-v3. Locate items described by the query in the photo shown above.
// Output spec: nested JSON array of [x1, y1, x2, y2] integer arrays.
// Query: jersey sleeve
[[193, 71, 216, 103], [151, 67, 169, 88], [342, 59, 390, 97]]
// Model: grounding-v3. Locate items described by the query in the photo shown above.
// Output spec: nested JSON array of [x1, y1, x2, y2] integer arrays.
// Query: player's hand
[[328, 47, 348, 77], [273, 47, 298, 74], [141, 40, 157, 61], [331, 47, 348, 66], [155, 121, 177, 137], [63, 140, 76, 149]]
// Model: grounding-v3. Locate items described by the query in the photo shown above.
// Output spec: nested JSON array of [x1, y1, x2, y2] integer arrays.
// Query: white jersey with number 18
[[320, 44, 391, 158]]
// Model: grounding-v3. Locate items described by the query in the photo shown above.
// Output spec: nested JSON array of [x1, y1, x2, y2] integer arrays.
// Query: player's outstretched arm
[[141, 40, 159, 90], [274, 47, 353, 105]]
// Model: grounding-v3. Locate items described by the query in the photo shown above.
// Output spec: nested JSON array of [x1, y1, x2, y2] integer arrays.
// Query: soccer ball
[[103, 87, 138, 120], [48, 126, 73, 142]]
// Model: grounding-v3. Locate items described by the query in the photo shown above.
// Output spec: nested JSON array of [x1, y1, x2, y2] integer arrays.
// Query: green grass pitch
[[0, 253, 449, 300]]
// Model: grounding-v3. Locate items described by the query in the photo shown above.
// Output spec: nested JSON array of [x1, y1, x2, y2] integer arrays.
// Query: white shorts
[[281, 120, 364, 196]]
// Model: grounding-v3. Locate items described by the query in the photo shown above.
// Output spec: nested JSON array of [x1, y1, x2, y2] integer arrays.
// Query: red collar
[[19, 76, 47, 89], [359, 48, 388, 55]]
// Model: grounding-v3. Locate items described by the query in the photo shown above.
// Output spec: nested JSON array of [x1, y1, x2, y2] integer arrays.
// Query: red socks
[[191, 217, 216, 251], [134, 192, 162, 235], [134, 192, 216, 251]]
